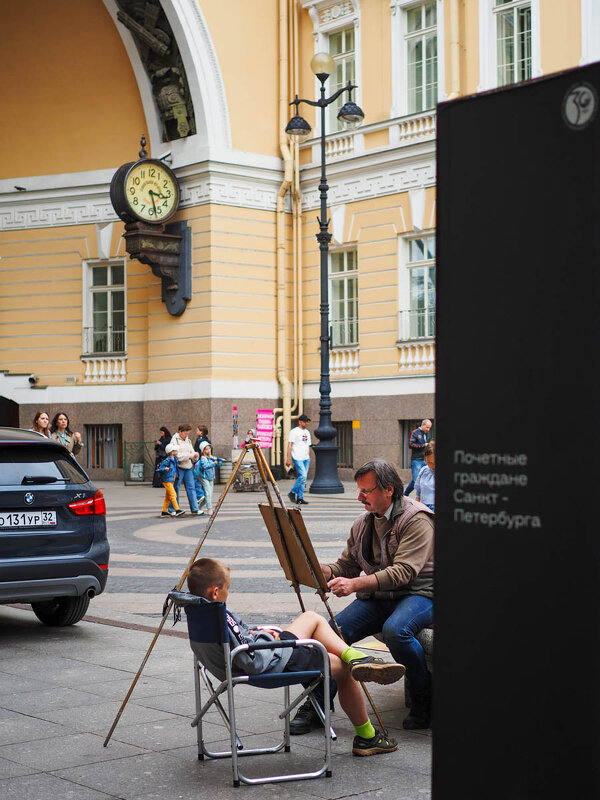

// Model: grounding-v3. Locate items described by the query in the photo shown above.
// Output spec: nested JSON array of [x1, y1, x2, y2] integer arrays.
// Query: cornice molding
[[0, 145, 435, 231], [299, 143, 436, 210]]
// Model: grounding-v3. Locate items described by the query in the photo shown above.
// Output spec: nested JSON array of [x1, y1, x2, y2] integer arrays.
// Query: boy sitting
[[186, 557, 405, 757]]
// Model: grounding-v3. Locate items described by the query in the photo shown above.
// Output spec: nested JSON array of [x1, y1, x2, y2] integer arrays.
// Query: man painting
[[291, 460, 434, 733]]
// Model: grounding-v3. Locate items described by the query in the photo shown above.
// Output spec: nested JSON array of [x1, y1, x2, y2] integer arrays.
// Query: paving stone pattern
[[0, 479, 431, 799]]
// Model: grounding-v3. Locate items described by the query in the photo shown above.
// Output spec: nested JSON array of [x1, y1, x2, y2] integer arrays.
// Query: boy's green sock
[[354, 720, 376, 739], [341, 646, 366, 665]]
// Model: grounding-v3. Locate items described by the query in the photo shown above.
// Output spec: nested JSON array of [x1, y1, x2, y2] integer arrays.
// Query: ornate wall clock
[[110, 158, 180, 224]]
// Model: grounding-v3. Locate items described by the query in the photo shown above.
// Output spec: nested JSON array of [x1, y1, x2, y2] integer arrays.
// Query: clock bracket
[[122, 219, 191, 316]]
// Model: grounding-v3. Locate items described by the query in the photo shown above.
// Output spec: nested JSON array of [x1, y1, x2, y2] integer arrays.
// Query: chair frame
[[184, 602, 333, 787]]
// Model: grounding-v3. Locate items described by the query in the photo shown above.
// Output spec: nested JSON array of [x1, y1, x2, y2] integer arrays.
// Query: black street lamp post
[[286, 53, 364, 494]]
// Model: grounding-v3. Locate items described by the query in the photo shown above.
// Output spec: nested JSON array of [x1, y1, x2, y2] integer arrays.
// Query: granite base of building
[[17, 390, 433, 482]]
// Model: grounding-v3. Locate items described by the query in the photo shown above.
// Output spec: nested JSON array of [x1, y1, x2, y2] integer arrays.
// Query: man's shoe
[[402, 694, 431, 730], [297, 498, 309, 505], [349, 655, 406, 685], [190, 509, 204, 516], [174, 509, 186, 517], [160, 511, 171, 517], [289, 699, 323, 735], [287, 491, 297, 504], [352, 729, 398, 757]]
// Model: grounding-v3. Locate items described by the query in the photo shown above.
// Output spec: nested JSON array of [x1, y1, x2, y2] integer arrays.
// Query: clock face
[[124, 160, 179, 223]]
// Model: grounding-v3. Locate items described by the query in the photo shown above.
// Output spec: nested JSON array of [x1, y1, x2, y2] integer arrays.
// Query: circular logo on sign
[[562, 82, 598, 130], [24, 493, 34, 504]]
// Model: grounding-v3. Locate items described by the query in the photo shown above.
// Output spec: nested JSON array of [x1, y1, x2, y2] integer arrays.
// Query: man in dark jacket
[[291, 459, 434, 734], [404, 419, 432, 495]]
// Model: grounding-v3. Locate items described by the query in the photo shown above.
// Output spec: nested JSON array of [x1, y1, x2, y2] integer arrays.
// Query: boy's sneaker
[[352, 729, 398, 757], [349, 655, 406, 685], [174, 509, 186, 517], [198, 496, 207, 507], [289, 698, 334, 734], [160, 511, 172, 517]]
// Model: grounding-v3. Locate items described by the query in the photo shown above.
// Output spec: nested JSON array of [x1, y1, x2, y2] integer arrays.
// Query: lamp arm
[[322, 82, 358, 107], [290, 82, 358, 111], [290, 96, 320, 109]]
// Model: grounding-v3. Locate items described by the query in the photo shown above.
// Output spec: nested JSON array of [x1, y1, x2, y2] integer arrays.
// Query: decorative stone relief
[[115, 0, 196, 141], [319, 2, 354, 25]]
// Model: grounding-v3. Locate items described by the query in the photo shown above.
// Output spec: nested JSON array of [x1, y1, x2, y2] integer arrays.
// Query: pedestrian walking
[[168, 424, 201, 515], [286, 414, 312, 505], [157, 444, 185, 517], [195, 442, 222, 514], [153, 426, 171, 488], [404, 419, 432, 496]]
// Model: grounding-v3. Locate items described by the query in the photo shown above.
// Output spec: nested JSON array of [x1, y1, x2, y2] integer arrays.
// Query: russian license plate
[[0, 511, 57, 528]]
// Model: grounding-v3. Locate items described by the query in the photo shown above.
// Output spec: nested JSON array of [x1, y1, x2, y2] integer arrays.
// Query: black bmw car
[[0, 427, 109, 625]]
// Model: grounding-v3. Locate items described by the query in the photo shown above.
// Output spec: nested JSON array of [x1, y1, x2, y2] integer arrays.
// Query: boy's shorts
[[280, 631, 324, 673]]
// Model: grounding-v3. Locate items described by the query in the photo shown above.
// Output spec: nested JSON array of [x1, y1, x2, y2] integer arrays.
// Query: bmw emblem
[[24, 492, 34, 505]]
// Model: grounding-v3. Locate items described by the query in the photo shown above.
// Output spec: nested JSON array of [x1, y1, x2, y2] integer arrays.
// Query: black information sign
[[434, 64, 600, 799]]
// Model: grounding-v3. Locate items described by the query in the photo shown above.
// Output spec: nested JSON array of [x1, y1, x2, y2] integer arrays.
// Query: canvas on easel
[[258, 504, 328, 594]]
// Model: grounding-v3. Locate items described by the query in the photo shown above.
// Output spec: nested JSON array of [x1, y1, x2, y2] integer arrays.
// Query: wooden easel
[[104, 440, 386, 746]]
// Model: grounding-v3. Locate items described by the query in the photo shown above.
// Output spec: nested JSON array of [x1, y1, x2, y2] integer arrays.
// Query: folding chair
[[169, 591, 333, 787]]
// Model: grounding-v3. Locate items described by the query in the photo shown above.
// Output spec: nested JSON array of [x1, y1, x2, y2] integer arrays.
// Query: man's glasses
[[357, 486, 377, 496]]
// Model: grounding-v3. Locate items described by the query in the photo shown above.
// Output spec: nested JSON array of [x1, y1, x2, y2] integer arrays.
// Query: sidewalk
[[0, 479, 432, 800]]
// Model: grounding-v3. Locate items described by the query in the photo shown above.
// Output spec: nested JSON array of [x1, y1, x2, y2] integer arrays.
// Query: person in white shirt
[[285, 414, 312, 505]]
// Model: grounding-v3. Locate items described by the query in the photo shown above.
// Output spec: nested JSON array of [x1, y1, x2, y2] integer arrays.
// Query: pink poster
[[256, 408, 274, 448]]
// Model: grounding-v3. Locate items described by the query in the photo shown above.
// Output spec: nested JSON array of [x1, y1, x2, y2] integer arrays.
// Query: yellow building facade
[[0, 0, 596, 478]]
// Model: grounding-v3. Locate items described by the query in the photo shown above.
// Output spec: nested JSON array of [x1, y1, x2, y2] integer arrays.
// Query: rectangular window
[[328, 27, 356, 132], [408, 235, 436, 339], [406, 1, 438, 114], [495, 0, 532, 86], [85, 424, 123, 470], [334, 421, 353, 468], [86, 262, 126, 354], [330, 250, 358, 347]]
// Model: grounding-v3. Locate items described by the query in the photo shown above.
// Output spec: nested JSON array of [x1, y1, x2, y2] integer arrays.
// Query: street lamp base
[[309, 443, 345, 494]]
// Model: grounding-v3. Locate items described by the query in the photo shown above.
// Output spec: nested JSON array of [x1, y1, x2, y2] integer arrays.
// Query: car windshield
[[0, 445, 88, 486]]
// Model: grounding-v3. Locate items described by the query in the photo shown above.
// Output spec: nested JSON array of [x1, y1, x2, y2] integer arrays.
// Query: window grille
[[85, 424, 123, 469], [334, 421, 354, 468]]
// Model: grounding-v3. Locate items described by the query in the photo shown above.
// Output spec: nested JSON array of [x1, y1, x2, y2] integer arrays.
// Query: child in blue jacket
[[158, 443, 185, 517], [194, 442, 223, 514]]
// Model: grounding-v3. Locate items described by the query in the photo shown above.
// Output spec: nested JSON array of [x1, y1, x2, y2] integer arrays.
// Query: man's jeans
[[169, 467, 199, 513], [291, 458, 310, 499], [313, 594, 433, 710], [404, 459, 425, 496]]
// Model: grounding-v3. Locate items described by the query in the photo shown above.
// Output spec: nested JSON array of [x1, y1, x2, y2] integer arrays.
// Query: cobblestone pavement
[[0, 478, 432, 800], [94, 478, 362, 626]]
